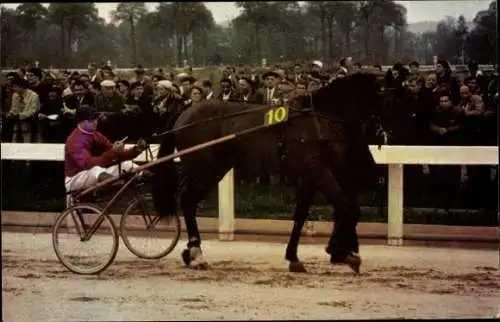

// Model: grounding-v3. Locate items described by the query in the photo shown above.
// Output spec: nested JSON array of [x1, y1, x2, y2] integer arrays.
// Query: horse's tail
[[151, 133, 179, 217]]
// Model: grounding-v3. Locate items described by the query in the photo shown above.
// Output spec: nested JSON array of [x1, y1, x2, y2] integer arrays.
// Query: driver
[[64, 105, 148, 193]]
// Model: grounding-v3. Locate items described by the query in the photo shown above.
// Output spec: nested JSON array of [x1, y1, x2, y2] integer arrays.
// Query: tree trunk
[[182, 35, 188, 65], [191, 31, 195, 66], [176, 32, 182, 67], [60, 23, 66, 67], [130, 17, 137, 66], [327, 17, 334, 59], [379, 26, 385, 63], [363, 25, 370, 63], [320, 14, 326, 60], [345, 31, 351, 57], [255, 23, 261, 63], [67, 26, 74, 66]]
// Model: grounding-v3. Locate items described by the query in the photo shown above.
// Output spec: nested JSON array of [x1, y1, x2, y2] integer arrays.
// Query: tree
[[234, 2, 274, 63], [465, 1, 497, 63], [454, 15, 469, 64], [110, 3, 147, 66], [15, 4, 48, 62], [47, 3, 98, 66], [333, 2, 358, 57]]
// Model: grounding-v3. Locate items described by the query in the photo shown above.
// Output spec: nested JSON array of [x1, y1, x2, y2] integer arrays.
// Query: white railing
[[1, 143, 498, 246]]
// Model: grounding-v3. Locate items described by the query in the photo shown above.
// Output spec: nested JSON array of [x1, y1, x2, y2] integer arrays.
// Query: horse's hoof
[[289, 261, 307, 273], [181, 249, 192, 266], [345, 254, 362, 275], [190, 260, 209, 270]]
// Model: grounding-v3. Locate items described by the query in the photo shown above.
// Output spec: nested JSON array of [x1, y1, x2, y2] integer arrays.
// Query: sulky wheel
[[120, 194, 181, 260], [52, 203, 120, 275]]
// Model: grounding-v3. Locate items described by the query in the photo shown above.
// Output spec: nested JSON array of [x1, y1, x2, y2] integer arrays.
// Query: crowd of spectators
[[1, 58, 497, 147], [0, 57, 497, 209]]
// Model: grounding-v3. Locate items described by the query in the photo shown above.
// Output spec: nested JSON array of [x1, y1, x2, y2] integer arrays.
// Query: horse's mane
[[311, 72, 380, 120]]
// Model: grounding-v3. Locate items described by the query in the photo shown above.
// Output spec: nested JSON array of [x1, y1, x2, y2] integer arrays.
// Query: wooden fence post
[[218, 169, 235, 241], [387, 164, 404, 246]]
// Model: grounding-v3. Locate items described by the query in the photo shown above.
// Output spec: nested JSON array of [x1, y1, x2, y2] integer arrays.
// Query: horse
[[151, 72, 387, 274]]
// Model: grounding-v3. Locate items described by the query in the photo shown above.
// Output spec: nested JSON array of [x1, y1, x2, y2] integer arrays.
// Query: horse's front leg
[[179, 184, 209, 270], [285, 179, 316, 273]]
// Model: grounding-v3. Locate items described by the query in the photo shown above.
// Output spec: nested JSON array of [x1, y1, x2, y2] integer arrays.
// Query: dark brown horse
[[151, 72, 386, 274]]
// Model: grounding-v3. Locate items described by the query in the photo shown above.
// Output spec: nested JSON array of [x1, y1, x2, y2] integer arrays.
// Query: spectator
[[117, 80, 131, 100], [201, 80, 214, 100], [458, 85, 484, 146], [429, 91, 463, 146], [8, 77, 40, 143], [94, 80, 125, 141], [238, 77, 264, 104], [307, 78, 321, 93], [179, 75, 196, 100], [435, 60, 460, 104], [217, 78, 238, 102], [425, 72, 438, 91], [351, 62, 362, 73], [409, 61, 420, 77], [87, 62, 99, 82], [262, 70, 283, 105], [38, 87, 64, 143], [295, 81, 308, 96], [127, 81, 153, 139], [188, 86, 205, 107]]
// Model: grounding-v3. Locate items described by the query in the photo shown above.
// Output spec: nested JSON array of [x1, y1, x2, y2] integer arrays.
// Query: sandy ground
[[2, 231, 499, 321]]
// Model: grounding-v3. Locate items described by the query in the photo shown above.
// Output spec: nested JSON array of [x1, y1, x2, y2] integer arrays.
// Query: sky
[[3, 1, 491, 24]]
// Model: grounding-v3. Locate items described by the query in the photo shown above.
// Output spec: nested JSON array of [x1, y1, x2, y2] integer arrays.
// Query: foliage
[[0, 1, 496, 67]]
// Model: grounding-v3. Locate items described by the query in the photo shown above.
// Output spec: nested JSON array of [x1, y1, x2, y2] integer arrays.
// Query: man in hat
[[131, 65, 154, 100], [261, 70, 283, 106], [237, 76, 264, 104], [94, 79, 127, 141], [64, 105, 148, 193]]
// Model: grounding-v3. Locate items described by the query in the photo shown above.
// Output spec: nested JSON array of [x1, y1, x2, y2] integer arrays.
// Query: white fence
[[1, 143, 498, 246]]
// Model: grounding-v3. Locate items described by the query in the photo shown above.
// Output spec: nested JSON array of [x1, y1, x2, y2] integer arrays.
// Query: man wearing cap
[[94, 79, 126, 141], [131, 65, 154, 100], [261, 70, 283, 106], [64, 105, 148, 193]]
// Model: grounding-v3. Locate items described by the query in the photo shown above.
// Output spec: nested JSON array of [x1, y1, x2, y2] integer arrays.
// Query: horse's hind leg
[[285, 178, 316, 273], [179, 180, 212, 270]]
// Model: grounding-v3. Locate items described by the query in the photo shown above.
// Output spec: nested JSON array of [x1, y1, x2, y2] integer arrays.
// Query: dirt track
[[2, 231, 499, 320]]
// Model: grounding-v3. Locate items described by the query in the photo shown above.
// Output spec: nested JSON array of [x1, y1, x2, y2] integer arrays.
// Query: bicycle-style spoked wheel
[[52, 204, 119, 275], [120, 194, 181, 259]]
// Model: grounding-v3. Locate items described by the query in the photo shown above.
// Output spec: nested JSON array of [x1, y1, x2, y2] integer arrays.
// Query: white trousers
[[64, 160, 138, 193]]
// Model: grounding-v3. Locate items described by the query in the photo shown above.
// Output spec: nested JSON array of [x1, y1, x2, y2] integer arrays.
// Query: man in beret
[[64, 105, 148, 193]]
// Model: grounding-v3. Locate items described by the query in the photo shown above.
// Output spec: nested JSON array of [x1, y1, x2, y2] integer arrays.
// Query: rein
[[147, 104, 272, 142]]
